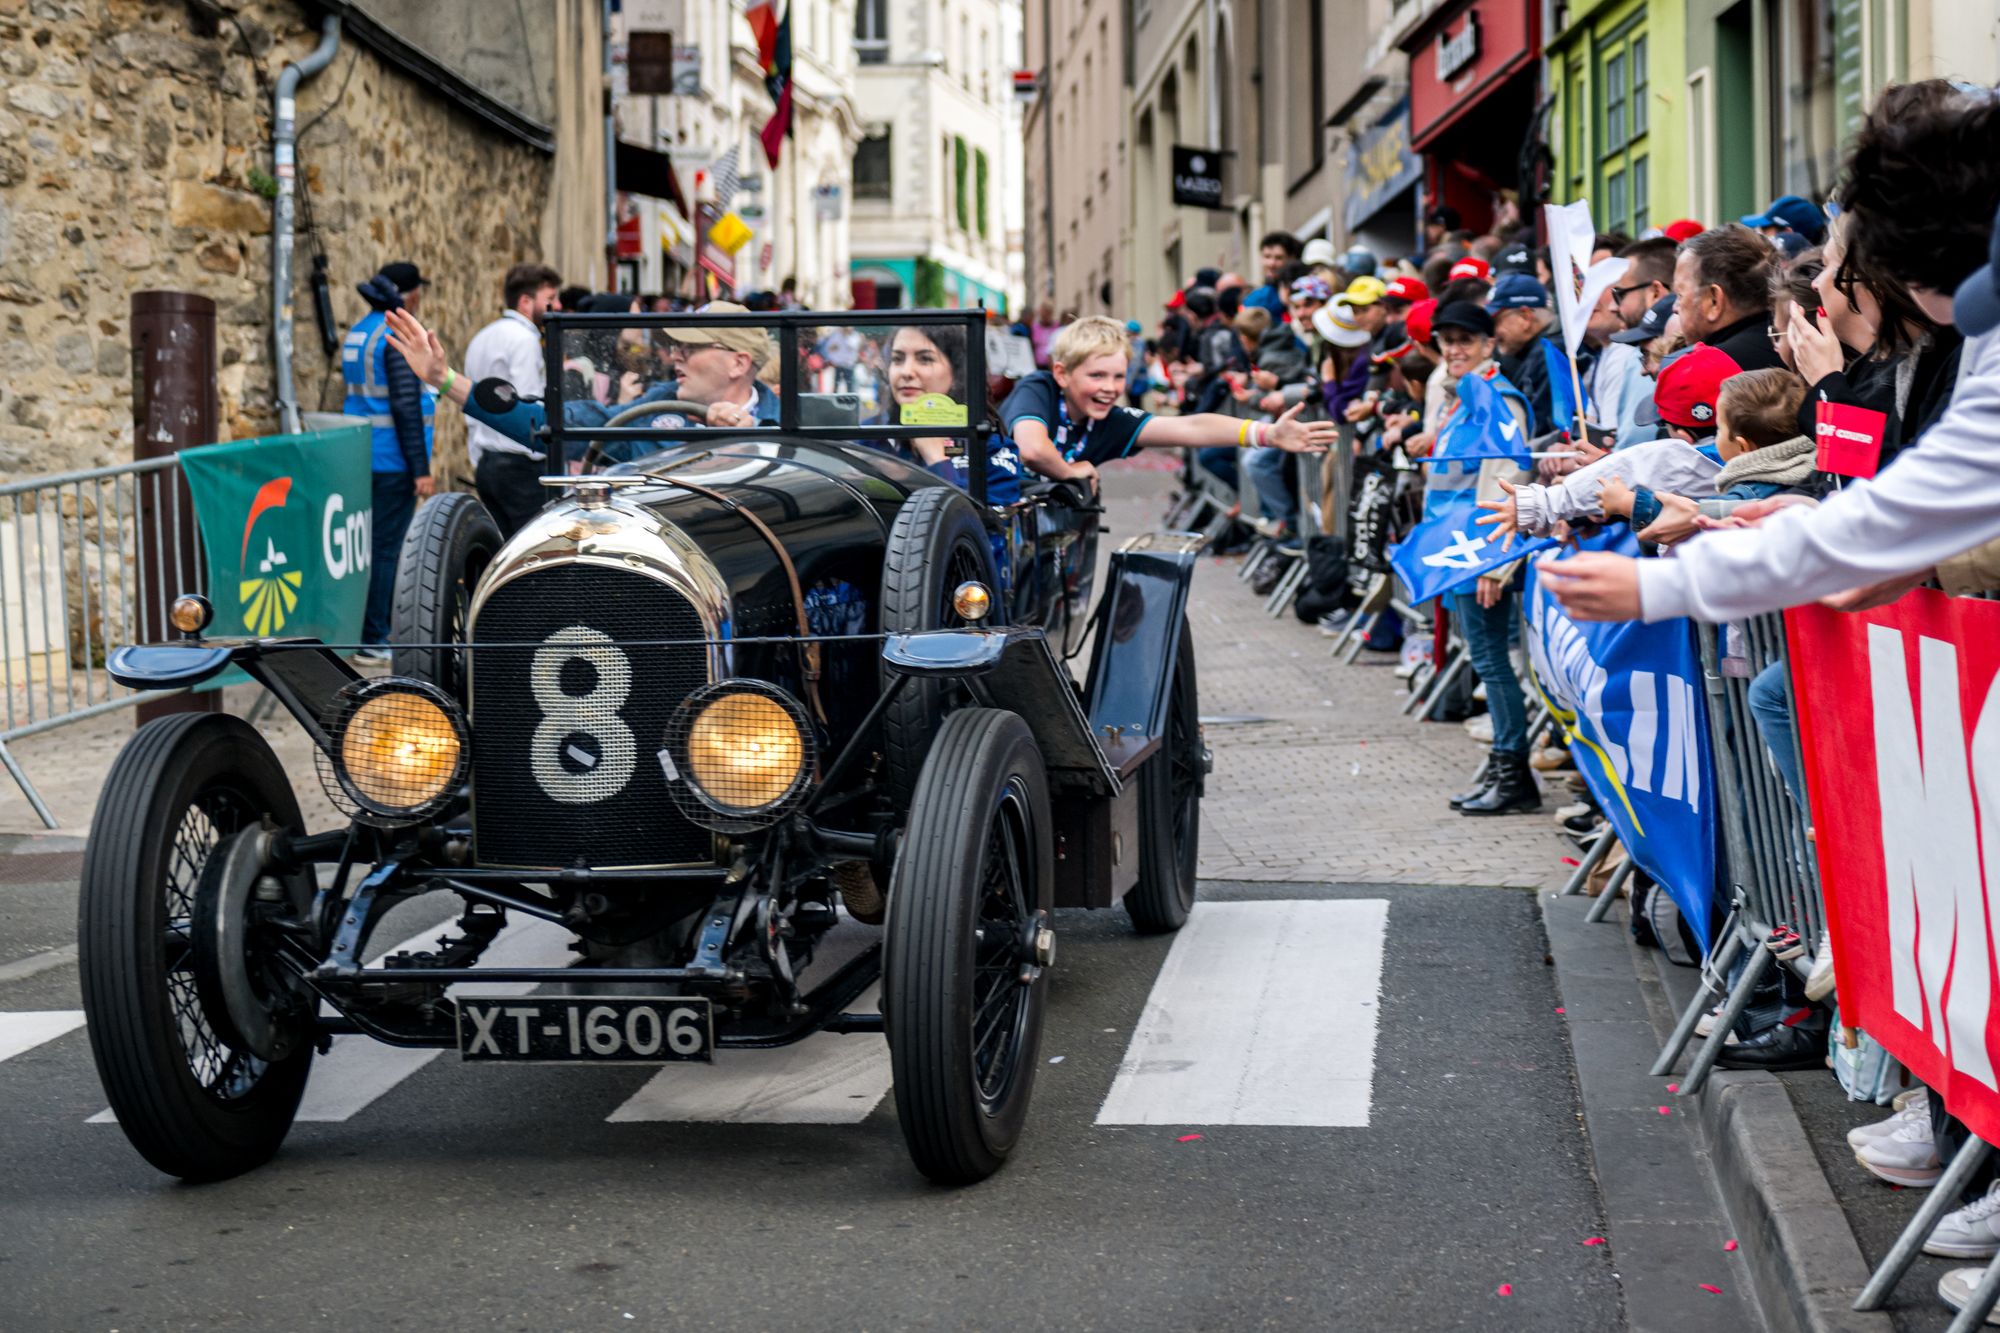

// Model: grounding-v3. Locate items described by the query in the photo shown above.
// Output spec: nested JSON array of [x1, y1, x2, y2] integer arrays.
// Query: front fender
[[109, 640, 360, 749]]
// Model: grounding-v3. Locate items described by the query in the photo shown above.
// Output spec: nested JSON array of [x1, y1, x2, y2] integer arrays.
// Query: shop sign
[[1436, 10, 1480, 82], [1343, 100, 1423, 233], [671, 46, 702, 96], [1171, 145, 1226, 210]]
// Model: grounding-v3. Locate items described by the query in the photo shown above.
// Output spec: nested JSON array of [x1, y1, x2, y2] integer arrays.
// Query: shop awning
[[615, 141, 686, 214]]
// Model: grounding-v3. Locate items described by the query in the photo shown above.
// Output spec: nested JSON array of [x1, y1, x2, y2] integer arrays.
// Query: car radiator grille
[[469, 563, 715, 870]]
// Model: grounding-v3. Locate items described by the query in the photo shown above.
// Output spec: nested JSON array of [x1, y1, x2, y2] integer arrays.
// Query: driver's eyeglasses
[[1610, 283, 1648, 303]]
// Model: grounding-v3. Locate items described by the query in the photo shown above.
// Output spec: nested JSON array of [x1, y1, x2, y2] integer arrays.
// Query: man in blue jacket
[[341, 262, 435, 666]]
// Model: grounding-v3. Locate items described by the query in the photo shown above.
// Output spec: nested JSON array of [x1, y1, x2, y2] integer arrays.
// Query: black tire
[[884, 708, 1053, 1185], [1125, 617, 1203, 933], [78, 714, 312, 1181], [390, 492, 502, 700], [880, 486, 996, 801]]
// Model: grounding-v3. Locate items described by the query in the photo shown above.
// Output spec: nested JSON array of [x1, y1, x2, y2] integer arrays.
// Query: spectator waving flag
[[1424, 370, 1532, 467], [1388, 499, 1557, 605], [1544, 200, 1629, 359]]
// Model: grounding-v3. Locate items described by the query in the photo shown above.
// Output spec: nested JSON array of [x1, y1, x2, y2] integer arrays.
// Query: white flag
[[708, 145, 742, 211], [1542, 200, 1627, 359]]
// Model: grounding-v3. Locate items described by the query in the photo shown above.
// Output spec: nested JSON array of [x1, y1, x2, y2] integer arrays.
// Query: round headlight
[[320, 681, 468, 824], [666, 681, 814, 831]]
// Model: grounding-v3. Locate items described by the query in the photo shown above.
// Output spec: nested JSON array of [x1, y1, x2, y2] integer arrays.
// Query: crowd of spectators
[[1115, 79, 2000, 1321]]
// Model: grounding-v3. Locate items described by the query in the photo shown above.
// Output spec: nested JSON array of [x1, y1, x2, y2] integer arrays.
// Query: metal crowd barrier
[[0, 455, 206, 827], [1640, 613, 1823, 1096]]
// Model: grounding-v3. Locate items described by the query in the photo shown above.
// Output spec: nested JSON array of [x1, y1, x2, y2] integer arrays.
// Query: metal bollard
[[130, 291, 220, 725]]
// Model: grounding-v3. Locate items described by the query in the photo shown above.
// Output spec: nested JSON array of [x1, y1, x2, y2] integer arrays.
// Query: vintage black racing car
[[82, 309, 1206, 1186]]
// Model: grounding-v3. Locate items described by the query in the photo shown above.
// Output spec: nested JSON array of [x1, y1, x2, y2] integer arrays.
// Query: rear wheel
[[880, 486, 995, 801], [1125, 617, 1203, 933], [78, 714, 313, 1181], [885, 708, 1053, 1185], [391, 492, 502, 702]]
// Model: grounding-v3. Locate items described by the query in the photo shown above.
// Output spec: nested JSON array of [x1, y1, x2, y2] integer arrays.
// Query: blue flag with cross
[[1387, 493, 1557, 605], [1423, 370, 1534, 468]]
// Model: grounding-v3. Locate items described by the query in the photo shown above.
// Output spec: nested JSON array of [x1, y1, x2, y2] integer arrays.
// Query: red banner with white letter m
[[1789, 591, 2000, 1146]]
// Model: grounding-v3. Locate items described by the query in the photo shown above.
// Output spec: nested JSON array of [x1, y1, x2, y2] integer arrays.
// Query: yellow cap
[[1341, 276, 1388, 307]]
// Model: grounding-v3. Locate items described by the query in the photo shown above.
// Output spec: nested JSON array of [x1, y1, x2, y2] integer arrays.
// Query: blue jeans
[[1195, 446, 1238, 488], [1747, 659, 1806, 808], [1451, 587, 1527, 758], [364, 471, 417, 646], [1242, 445, 1296, 525]]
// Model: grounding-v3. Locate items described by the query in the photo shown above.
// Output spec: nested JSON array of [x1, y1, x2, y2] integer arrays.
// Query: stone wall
[[0, 0, 557, 484]]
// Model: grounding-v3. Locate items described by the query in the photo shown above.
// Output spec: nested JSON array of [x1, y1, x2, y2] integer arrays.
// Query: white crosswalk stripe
[[42, 898, 1386, 1132], [1096, 899, 1388, 1127], [607, 985, 889, 1124], [297, 915, 577, 1122], [0, 1010, 86, 1063]]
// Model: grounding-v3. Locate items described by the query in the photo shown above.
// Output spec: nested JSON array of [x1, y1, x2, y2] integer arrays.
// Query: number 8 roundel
[[529, 626, 638, 804]]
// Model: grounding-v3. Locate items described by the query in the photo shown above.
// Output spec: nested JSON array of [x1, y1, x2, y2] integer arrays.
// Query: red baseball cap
[[1383, 275, 1430, 304], [1403, 298, 1437, 345], [1653, 344, 1741, 429], [1165, 288, 1186, 310], [1446, 256, 1491, 282], [1662, 218, 1705, 244]]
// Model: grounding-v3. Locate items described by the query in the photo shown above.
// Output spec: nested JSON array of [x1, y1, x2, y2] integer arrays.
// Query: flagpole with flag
[[747, 2, 794, 167], [1543, 200, 1630, 440]]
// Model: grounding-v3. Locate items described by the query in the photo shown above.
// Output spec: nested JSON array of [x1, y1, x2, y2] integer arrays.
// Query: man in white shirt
[[464, 263, 562, 535]]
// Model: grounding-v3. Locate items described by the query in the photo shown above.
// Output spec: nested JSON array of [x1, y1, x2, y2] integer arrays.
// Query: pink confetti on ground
[[1555, 1007, 1567, 1014], [1890, 1184, 1904, 1191], [1667, 1083, 1680, 1092], [1658, 1106, 1673, 1115], [1698, 1284, 1723, 1295], [1177, 1134, 1203, 1143], [1582, 1237, 1606, 1247], [1724, 1240, 1739, 1252], [1497, 1284, 1513, 1297], [1561, 856, 1581, 867]]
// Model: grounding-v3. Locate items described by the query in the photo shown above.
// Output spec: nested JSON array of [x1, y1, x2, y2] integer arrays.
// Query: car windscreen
[[545, 310, 1006, 496]]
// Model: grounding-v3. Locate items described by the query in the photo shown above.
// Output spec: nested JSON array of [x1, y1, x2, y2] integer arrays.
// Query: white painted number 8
[[530, 626, 637, 804]]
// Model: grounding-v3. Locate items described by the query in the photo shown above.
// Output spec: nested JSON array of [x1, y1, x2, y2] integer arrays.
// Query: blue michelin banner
[[1524, 532, 1719, 944]]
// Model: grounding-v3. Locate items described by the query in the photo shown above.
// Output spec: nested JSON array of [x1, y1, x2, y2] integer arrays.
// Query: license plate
[[455, 996, 713, 1063]]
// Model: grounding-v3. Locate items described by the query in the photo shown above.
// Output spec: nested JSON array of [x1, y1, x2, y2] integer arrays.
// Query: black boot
[[1449, 758, 1496, 809], [1460, 753, 1541, 815]]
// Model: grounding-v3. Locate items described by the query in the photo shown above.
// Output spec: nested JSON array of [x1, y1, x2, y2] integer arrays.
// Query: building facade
[[628, 0, 862, 307], [849, 0, 1023, 311], [1024, 0, 1128, 317], [1547, 0, 1688, 238], [1127, 0, 1240, 316], [0, 0, 580, 480]]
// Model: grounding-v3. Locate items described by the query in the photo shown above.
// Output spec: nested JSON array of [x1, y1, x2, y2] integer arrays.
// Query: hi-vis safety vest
[[341, 309, 435, 473]]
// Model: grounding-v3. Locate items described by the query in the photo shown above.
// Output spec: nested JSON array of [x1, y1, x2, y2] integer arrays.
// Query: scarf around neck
[[1714, 434, 1818, 491]]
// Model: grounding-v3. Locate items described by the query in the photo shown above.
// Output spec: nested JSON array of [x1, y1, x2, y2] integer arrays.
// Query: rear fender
[[109, 640, 360, 749], [1082, 534, 1202, 780]]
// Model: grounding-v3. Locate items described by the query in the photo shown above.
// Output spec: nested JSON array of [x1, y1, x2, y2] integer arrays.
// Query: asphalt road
[[0, 475, 1627, 1332]]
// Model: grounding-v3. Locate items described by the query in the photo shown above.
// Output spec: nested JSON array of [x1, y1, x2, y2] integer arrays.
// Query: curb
[[1544, 886, 1893, 1333], [1696, 1070, 1892, 1333]]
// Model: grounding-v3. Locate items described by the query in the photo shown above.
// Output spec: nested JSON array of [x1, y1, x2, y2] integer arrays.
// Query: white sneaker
[[350, 646, 392, 669], [1847, 1091, 1929, 1151], [1928, 1182, 2000, 1259], [1857, 1117, 1943, 1186], [1473, 680, 1489, 702], [1805, 935, 1837, 1002], [1896, 1087, 1929, 1113], [1938, 1265, 2000, 1323], [1463, 715, 1494, 743], [1694, 1005, 1743, 1045]]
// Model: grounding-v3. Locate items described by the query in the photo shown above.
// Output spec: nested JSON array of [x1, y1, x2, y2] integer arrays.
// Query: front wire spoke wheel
[[79, 714, 314, 1181], [886, 709, 1053, 1185]]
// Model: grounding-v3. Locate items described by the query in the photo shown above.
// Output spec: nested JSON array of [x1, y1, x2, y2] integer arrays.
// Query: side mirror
[[472, 378, 519, 413]]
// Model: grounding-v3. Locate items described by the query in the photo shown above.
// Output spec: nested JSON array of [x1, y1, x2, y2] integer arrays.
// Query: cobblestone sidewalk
[[1102, 471, 1568, 890]]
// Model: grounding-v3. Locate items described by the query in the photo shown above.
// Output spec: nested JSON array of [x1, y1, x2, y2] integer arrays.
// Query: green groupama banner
[[180, 425, 374, 642]]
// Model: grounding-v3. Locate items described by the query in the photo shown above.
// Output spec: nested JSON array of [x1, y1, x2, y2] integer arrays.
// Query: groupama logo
[[239, 476, 302, 635]]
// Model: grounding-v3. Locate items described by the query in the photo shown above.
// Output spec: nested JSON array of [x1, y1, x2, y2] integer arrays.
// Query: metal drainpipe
[[1039, 0, 1055, 299], [603, 0, 618, 286], [272, 14, 342, 436]]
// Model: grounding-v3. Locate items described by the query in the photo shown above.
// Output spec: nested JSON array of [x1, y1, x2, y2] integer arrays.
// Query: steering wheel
[[599, 398, 710, 427], [579, 399, 711, 474]]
